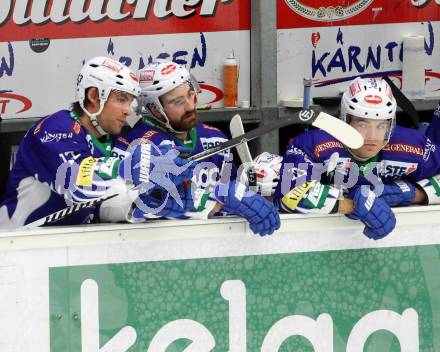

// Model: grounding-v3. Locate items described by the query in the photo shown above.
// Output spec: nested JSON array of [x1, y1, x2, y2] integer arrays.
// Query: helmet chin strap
[[81, 101, 108, 136]]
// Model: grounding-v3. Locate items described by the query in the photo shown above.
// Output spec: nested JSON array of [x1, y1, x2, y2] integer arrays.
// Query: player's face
[[161, 82, 198, 131], [349, 116, 390, 160], [98, 91, 135, 135]]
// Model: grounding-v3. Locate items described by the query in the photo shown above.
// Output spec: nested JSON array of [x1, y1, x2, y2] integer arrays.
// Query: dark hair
[[70, 87, 94, 116]]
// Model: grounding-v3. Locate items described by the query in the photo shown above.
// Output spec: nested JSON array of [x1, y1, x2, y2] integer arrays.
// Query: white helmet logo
[[364, 95, 383, 105], [140, 70, 155, 82], [102, 59, 123, 73], [161, 64, 177, 75]]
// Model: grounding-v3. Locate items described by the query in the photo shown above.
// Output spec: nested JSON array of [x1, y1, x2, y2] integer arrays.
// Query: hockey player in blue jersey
[[270, 77, 440, 240], [425, 102, 440, 143], [0, 56, 195, 229], [114, 60, 280, 236]]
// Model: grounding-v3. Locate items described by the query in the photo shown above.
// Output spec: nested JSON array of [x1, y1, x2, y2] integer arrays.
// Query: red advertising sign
[[278, 0, 440, 29], [0, 0, 250, 42]]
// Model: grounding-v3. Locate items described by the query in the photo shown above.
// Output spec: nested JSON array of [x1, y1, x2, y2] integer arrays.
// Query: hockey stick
[[22, 194, 118, 228], [189, 109, 363, 161], [383, 76, 419, 129], [229, 114, 256, 188], [303, 78, 312, 110], [24, 109, 363, 228]]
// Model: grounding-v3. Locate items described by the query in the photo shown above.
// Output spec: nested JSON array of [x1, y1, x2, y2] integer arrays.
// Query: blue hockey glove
[[119, 143, 196, 193], [214, 180, 280, 236], [379, 180, 416, 207], [132, 181, 194, 219], [348, 186, 396, 240]]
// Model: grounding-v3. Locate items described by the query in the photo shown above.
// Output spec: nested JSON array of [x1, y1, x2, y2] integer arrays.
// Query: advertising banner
[[0, 0, 251, 119], [2, 211, 440, 351], [50, 245, 434, 351], [278, 0, 440, 29], [278, 22, 440, 100], [277, 0, 440, 100]]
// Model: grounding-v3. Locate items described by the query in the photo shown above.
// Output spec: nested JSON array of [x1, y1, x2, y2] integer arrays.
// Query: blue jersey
[[274, 125, 440, 209], [113, 117, 237, 217], [426, 102, 440, 144], [0, 110, 124, 229], [114, 117, 237, 188]]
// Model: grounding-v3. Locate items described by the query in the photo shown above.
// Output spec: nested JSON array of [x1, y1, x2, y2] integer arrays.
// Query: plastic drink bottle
[[223, 52, 238, 108]]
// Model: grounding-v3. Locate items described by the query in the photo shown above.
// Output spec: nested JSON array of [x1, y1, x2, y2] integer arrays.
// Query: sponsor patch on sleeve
[[76, 157, 98, 186], [281, 181, 314, 211]]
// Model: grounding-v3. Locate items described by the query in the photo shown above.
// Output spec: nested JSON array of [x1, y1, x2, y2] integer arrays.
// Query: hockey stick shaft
[[190, 109, 363, 162], [383, 76, 419, 128], [22, 194, 118, 229], [303, 78, 312, 110]]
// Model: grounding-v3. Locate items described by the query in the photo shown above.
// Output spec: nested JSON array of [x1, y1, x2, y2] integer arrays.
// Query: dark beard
[[170, 110, 198, 131]]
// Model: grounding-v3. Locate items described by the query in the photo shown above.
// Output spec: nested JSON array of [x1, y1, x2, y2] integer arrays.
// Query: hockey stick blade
[[312, 112, 363, 149], [21, 194, 118, 229], [190, 109, 363, 162], [383, 76, 419, 128], [230, 114, 253, 163], [229, 114, 256, 187]]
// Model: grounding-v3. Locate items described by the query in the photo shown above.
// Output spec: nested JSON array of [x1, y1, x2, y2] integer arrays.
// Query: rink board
[[1, 207, 440, 351]]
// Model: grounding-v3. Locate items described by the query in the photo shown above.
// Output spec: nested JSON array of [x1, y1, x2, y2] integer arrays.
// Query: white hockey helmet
[[240, 152, 283, 196], [137, 60, 200, 133], [75, 56, 141, 135], [340, 77, 397, 142]]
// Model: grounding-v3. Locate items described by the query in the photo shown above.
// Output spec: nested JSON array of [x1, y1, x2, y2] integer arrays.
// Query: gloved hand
[[119, 142, 196, 193], [379, 180, 416, 207], [348, 186, 396, 240], [214, 180, 280, 236], [132, 181, 194, 219]]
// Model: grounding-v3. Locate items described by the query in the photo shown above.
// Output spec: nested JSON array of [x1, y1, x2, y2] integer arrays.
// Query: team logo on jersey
[[284, 0, 373, 22], [378, 160, 418, 178], [33, 115, 50, 135], [364, 95, 382, 105]]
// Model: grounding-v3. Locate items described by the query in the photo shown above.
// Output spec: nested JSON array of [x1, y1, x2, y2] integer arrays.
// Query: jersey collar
[[142, 116, 198, 151]]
